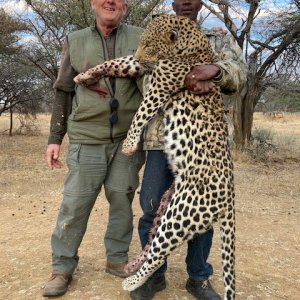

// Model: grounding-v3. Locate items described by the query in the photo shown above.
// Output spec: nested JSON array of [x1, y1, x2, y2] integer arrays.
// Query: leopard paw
[[122, 139, 138, 156], [74, 73, 99, 86], [122, 274, 147, 291]]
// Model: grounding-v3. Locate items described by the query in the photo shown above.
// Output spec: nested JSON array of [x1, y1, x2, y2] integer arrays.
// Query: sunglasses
[[109, 97, 119, 125]]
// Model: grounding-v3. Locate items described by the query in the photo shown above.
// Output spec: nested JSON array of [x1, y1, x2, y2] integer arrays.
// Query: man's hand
[[46, 144, 63, 170], [184, 65, 220, 95]]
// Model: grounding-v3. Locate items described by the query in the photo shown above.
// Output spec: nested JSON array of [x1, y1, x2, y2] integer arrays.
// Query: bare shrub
[[246, 128, 277, 162], [15, 113, 41, 136], [234, 126, 300, 163]]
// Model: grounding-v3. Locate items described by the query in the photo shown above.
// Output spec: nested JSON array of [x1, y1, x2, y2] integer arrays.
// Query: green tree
[[0, 8, 28, 54], [125, 0, 168, 26], [21, 0, 93, 83], [0, 6, 54, 135], [261, 80, 300, 112]]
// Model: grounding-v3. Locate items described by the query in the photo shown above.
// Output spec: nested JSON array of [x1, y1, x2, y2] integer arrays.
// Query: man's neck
[[96, 21, 118, 37]]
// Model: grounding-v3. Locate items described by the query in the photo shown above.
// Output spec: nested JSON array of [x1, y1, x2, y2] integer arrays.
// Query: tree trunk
[[233, 75, 260, 149], [9, 107, 13, 136], [232, 85, 247, 149], [242, 79, 259, 145]]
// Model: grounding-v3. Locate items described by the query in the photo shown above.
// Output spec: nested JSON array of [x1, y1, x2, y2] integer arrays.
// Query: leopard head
[[135, 15, 213, 65]]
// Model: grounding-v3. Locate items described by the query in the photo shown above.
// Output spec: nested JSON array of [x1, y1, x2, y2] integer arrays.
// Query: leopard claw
[[122, 275, 147, 291], [122, 139, 138, 156], [122, 148, 137, 156], [124, 261, 139, 273]]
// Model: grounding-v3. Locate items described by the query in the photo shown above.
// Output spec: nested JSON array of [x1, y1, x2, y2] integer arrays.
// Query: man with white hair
[[43, 0, 144, 297]]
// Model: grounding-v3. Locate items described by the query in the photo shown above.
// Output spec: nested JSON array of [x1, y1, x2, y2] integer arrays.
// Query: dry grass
[[232, 112, 300, 164], [0, 113, 299, 300], [254, 113, 300, 148]]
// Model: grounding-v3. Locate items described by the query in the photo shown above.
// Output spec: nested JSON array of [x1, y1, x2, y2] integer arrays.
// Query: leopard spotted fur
[[75, 15, 235, 300]]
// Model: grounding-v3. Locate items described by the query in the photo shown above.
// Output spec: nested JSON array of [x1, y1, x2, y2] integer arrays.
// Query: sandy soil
[[0, 113, 299, 300]]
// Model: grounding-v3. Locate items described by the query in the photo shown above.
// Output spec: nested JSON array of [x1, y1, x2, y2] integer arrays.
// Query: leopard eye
[[169, 29, 179, 42]]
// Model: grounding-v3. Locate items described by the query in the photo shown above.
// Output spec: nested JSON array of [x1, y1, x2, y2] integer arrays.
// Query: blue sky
[[0, 0, 29, 13], [1, 0, 295, 46], [1, 0, 292, 27], [0, 0, 232, 31]]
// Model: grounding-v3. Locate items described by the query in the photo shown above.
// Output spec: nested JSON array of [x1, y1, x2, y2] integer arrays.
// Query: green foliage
[[125, 0, 168, 27], [18, 0, 94, 82], [260, 81, 300, 112], [0, 0, 170, 117], [0, 56, 53, 117], [24, 0, 93, 30], [0, 8, 29, 55]]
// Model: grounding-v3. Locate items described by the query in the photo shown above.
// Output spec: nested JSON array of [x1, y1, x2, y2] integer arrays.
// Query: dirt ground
[[0, 113, 299, 300]]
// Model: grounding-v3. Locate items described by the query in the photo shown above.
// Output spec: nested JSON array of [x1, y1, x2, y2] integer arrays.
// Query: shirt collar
[[91, 21, 122, 38]]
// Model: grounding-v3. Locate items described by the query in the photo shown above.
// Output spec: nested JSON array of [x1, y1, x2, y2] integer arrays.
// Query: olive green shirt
[[48, 23, 144, 145]]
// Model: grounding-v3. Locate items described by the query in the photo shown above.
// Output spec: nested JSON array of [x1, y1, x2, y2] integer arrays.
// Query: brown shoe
[[105, 261, 134, 278], [42, 272, 72, 297]]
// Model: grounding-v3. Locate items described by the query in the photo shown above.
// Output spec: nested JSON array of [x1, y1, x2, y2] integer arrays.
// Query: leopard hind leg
[[122, 188, 213, 291], [124, 183, 175, 273]]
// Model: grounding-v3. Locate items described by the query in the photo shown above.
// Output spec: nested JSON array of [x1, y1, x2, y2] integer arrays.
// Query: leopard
[[74, 14, 236, 300]]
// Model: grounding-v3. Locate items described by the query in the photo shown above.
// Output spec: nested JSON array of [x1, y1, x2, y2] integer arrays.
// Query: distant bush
[[15, 114, 41, 136], [246, 128, 277, 161], [242, 126, 300, 162]]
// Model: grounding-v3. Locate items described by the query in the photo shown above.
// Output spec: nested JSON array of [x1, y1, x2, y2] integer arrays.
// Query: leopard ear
[[168, 29, 179, 43]]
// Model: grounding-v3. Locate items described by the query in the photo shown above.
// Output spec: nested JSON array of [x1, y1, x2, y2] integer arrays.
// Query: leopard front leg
[[122, 61, 191, 155], [122, 72, 176, 155], [122, 92, 171, 155], [74, 55, 145, 86], [74, 63, 106, 86]]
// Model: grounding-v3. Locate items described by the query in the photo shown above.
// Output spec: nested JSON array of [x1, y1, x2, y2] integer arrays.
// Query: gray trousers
[[51, 142, 144, 274]]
